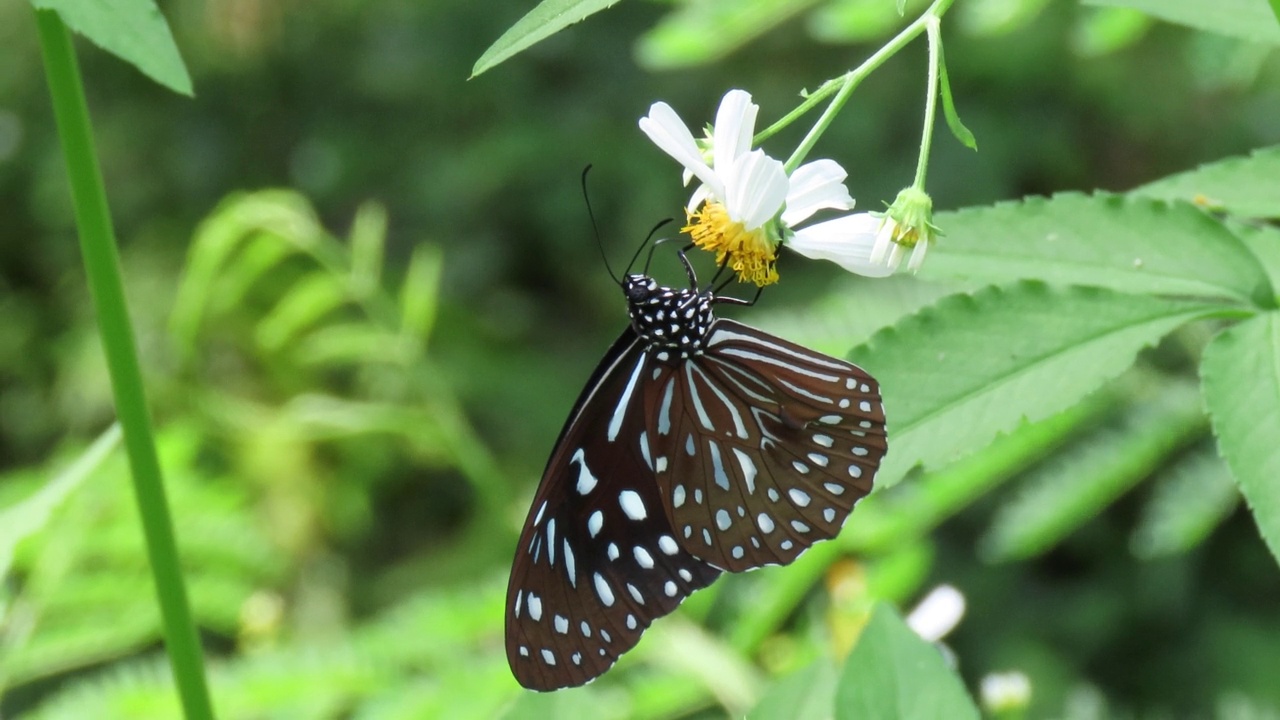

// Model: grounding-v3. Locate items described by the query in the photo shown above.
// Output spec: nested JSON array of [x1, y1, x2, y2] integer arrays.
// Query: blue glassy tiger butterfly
[[505, 237, 887, 691]]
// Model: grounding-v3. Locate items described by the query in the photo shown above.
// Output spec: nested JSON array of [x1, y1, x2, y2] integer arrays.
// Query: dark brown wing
[[505, 329, 721, 691], [646, 319, 886, 572]]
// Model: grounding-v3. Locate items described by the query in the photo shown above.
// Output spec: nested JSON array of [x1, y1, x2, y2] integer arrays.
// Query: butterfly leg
[[712, 284, 763, 307]]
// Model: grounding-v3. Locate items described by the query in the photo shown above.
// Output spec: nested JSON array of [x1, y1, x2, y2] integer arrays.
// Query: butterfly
[[505, 247, 887, 691]]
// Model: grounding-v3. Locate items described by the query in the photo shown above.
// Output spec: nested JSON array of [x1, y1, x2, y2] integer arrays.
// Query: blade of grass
[[34, 9, 214, 719]]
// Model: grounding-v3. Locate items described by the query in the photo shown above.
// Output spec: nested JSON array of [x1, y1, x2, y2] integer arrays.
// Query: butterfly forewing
[[648, 319, 886, 571], [505, 330, 721, 691]]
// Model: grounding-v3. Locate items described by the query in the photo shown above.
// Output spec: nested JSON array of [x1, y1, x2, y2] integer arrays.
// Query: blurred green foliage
[[3, 0, 1280, 717]]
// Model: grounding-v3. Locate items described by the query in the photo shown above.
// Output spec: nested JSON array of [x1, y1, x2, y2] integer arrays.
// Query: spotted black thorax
[[623, 274, 715, 360]]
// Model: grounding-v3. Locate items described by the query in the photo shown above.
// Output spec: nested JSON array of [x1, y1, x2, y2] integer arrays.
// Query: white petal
[[788, 213, 894, 277], [687, 184, 712, 212], [640, 102, 723, 197], [782, 159, 855, 228], [712, 89, 758, 172], [723, 150, 787, 230], [869, 218, 896, 264], [907, 239, 930, 273]]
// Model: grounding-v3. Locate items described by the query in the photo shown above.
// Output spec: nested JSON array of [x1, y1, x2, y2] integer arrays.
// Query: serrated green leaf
[[748, 658, 839, 720], [636, 0, 822, 70], [33, 0, 192, 95], [980, 382, 1208, 561], [1083, 0, 1280, 44], [472, 0, 624, 78], [1201, 312, 1280, 565], [1131, 442, 1239, 559], [936, 39, 976, 150], [1131, 146, 1280, 220], [1229, 222, 1280, 299], [853, 282, 1223, 487], [752, 275, 957, 358], [924, 193, 1272, 305], [835, 604, 979, 720]]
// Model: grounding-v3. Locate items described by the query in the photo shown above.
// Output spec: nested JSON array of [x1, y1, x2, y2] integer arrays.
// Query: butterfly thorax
[[623, 274, 715, 361]]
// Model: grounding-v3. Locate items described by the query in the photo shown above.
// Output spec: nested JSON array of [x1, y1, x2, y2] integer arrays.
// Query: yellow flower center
[[683, 201, 779, 287]]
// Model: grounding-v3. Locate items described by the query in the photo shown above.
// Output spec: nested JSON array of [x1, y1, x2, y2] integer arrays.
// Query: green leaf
[[748, 658, 839, 720], [853, 282, 1224, 487], [349, 202, 387, 300], [980, 381, 1208, 562], [936, 39, 976, 151], [471, 0, 625, 78], [752, 275, 958, 358], [1131, 145, 1280, 220], [1131, 442, 1239, 559], [33, 0, 192, 95], [1083, 0, 1280, 44], [400, 244, 444, 349], [0, 426, 120, 581], [924, 193, 1273, 305], [1229, 221, 1280, 300], [636, 0, 823, 70], [1201, 311, 1280, 565], [500, 686, 631, 720], [1071, 6, 1152, 58], [835, 604, 979, 720], [255, 273, 348, 353], [807, 0, 916, 45]]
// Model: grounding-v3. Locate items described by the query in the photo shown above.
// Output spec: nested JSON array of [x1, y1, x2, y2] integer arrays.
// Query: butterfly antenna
[[631, 219, 675, 275], [582, 165, 620, 286]]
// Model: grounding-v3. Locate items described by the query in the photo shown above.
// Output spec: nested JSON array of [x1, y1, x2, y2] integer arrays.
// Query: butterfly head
[[623, 273, 715, 359]]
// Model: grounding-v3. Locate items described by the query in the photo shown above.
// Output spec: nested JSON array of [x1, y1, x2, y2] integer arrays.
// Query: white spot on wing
[[659, 535, 679, 555], [733, 448, 757, 494], [594, 573, 615, 606], [608, 356, 647, 443], [716, 509, 732, 531], [619, 489, 647, 520], [757, 513, 775, 533], [572, 449, 598, 495], [634, 546, 654, 568]]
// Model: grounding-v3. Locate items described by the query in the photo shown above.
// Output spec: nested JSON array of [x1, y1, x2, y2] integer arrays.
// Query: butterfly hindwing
[[648, 319, 886, 571], [505, 330, 721, 691]]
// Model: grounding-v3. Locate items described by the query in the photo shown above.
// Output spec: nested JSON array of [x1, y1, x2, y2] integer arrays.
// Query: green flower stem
[[34, 10, 216, 720], [913, 17, 942, 189], [760, 0, 956, 172]]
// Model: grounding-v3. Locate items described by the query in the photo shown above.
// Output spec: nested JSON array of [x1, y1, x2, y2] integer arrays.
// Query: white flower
[[980, 672, 1032, 712], [905, 584, 966, 642], [639, 89, 862, 285]]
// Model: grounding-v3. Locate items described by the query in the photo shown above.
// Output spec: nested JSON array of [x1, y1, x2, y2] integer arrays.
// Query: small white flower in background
[[639, 89, 858, 286], [980, 671, 1033, 714], [905, 583, 966, 642]]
